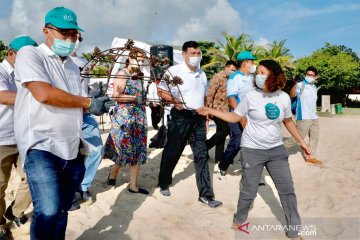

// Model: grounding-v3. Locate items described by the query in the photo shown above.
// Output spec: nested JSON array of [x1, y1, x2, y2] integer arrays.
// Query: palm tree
[[263, 39, 294, 72], [202, 32, 257, 68]]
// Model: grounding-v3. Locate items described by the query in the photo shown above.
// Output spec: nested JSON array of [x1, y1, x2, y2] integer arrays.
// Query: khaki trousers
[[0, 145, 32, 219], [284, 119, 320, 157]]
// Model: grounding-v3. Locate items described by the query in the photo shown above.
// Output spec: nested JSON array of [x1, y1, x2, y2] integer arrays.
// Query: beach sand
[[8, 115, 360, 240]]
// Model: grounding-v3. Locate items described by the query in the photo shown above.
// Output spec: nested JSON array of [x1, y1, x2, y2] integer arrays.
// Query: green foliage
[[203, 32, 257, 68], [261, 40, 294, 79], [81, 51, 112, 77], [90, 65, 109, 77], [294, 43, 360, 91], [198, 41, 222, 79], [82, 52, 92, 62], [202, 33, 294, 81], [0, 40, 7, 62]]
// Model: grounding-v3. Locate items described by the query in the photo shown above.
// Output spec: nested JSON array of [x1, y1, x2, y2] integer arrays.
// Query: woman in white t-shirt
[[197, 60, 310, 240]]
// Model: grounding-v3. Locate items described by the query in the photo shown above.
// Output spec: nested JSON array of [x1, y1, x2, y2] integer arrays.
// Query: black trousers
[[150, 104, 162, 128], [205, 116, 230, 162], [158, 108, 214, 198]]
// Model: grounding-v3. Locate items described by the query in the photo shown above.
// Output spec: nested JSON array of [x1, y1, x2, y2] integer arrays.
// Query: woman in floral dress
[[104, 49, 148, 194]]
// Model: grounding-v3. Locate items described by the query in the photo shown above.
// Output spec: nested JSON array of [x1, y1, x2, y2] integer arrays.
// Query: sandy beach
[[7, 114, 360, 240]]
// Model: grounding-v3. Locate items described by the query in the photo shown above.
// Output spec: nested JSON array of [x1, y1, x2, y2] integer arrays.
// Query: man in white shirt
[[217, 51, 256, 178], [0, 36, 37, 240], [14, 7, 112, 239], [157, 41, 222, 208], [285, 66, 322, 164]]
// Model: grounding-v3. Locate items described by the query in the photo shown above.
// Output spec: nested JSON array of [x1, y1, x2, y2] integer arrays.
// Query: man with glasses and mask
[[13, 7, 112, 239], [0, 36, 37, 240], [217, 51, 257, 179], [157, 41, 222, 208], [285, 66, 322, 165]]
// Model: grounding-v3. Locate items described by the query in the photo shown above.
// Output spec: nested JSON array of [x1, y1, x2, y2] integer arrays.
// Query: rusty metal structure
[[80, 39, 186, 107]]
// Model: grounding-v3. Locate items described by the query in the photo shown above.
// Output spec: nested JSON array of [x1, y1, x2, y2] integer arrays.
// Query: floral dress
[[104, 71, 147, 166]]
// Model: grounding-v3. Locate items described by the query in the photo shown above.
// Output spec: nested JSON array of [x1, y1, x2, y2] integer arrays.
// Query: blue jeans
[[24, 149, 85, 240], [218, 122, 242, 171], [81, 113, 103, 191]]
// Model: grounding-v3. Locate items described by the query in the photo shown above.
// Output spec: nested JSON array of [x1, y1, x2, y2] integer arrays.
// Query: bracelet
[[85, 98, 92, 108]]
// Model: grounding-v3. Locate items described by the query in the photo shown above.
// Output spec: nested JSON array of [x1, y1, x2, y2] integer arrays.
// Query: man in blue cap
[[13, 7, 113, 239], [0, 36, 37, 240], [217, 51, 257, 179]]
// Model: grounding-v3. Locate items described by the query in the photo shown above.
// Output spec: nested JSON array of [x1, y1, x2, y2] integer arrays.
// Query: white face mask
[[188, 56, 201, 67], [255, 74, 267, 89], [73, 39, 80, 53], [305, 76, 315, 83], [249, 64, 257, 74], [226, 70, 235, 77]]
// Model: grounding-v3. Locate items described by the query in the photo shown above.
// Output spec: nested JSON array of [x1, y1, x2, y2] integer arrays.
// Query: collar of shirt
[[39, 43, 72, 63], [1, 59, 14, 75], [303, 80, 317, 88], [235, 70, 246, 76], [181, 62, 201, 77]]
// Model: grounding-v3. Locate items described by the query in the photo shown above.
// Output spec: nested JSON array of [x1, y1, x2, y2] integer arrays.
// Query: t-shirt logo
[[265, 103, 280, 120]]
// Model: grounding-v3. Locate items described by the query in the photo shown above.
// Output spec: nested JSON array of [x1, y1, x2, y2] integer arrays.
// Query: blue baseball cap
[[9, 36, 38, 51], [237, 51, 257, 61], [45, 7, 84, 31]]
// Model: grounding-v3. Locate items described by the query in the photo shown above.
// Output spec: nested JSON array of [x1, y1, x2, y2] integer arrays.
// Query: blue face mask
[[49, 30, 76, 57], [51, 38, 75, 57]]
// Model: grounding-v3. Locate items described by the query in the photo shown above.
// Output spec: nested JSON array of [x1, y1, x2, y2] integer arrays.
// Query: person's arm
[[283, 117, 311, 156], [289, 84, 297, 98], [157, 87, 183, 110], [112, 70, 136, 102], [197, 107, 243, 123], [0, 91, 16, 105], [25, 81, 90, 108], [228, 96, 238, 110]]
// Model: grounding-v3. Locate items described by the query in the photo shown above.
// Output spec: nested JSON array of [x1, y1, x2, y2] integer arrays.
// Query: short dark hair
[[182, 41, 199, 52], [306, 66, 318, 76], [225, 60, 237, 67], [259, 59, 287, 92]]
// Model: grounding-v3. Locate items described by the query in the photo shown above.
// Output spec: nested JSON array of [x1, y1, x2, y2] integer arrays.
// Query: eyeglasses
[[47, 27, 82, 40]]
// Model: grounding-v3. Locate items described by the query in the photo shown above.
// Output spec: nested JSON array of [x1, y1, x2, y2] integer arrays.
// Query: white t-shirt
[[0, 59, 16, 145], [14, 44, 83, 162], [234, 89, 292, 150], [147, 82, 159, 101], [157, 63, 207, 110], [296, 81, 318, 120], [227, 70, 254, 103]]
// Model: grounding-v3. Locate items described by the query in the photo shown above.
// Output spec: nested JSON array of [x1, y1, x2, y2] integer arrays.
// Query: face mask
[[226, 70, 235, 77], [249, 64, 257, 74], [188, 56, 201, 67], [72, 39, 80, 54], [305, 76, 315, 83], [255, 74, 267, 89], [49, 31, 75, 57]]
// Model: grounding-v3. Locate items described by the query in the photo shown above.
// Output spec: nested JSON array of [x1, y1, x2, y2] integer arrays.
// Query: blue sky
[[0, 0, 359, 59], [229, 0, 360, 58]]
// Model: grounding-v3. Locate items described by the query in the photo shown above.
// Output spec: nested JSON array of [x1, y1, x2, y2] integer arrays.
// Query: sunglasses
[[47, 27, 83, 41]]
